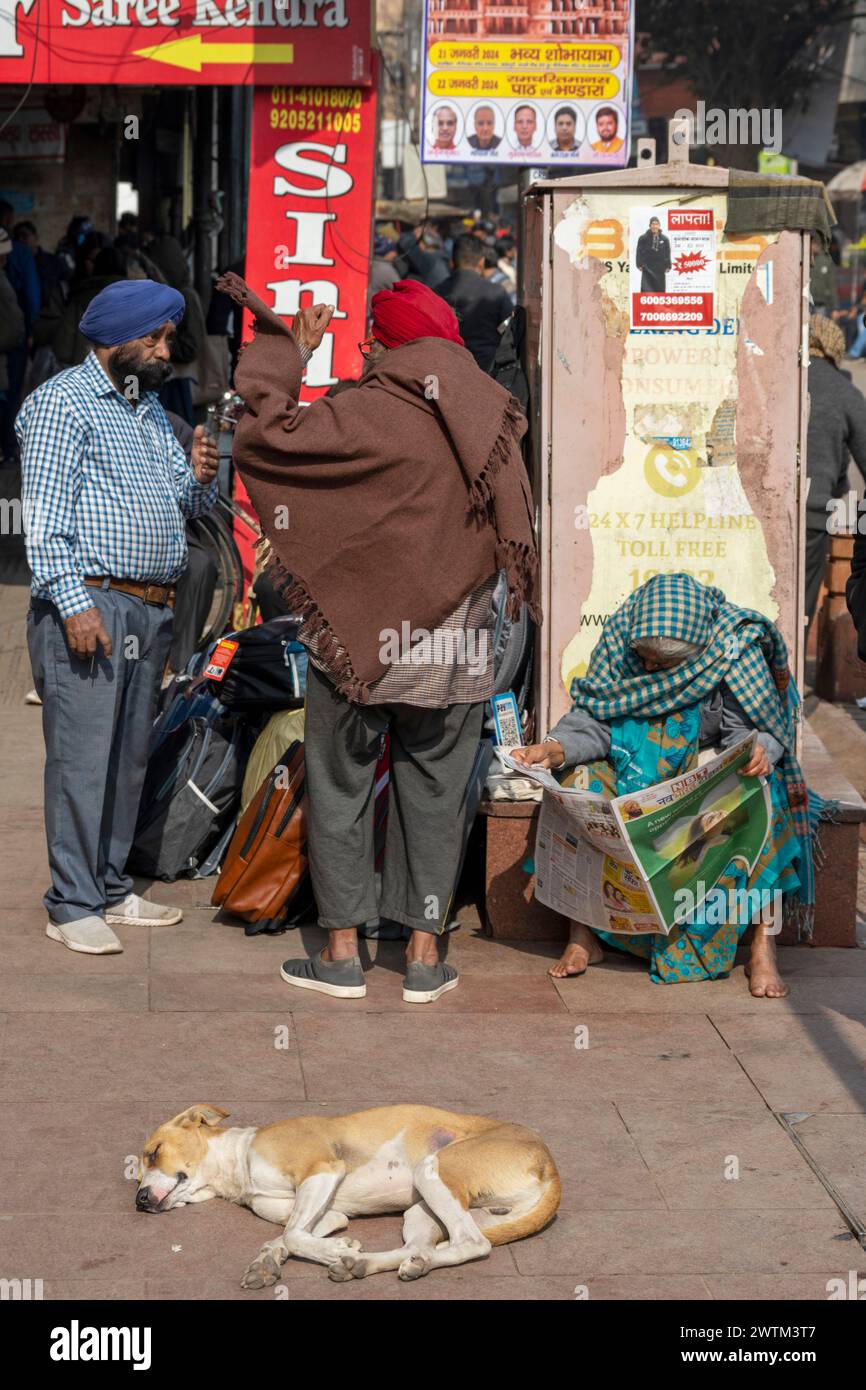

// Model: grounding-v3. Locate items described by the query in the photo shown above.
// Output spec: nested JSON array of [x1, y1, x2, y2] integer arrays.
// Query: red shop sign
[[0, 0, 373, 86], [233, 75, 377, 589]]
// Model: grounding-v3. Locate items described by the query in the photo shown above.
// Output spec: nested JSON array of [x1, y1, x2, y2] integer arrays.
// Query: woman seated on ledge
[[512, 573, 820, 999]]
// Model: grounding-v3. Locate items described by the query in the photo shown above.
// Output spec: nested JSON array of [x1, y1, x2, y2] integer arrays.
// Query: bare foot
[[548, 924, 603, 979], [745, 929, 788, 999]]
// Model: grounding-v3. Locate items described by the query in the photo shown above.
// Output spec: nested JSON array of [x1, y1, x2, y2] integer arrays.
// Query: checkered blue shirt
[[16, 351, 216, 619]]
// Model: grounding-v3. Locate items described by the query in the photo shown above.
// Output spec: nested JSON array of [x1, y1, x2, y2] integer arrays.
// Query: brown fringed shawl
[[218, 273, 541, 703]]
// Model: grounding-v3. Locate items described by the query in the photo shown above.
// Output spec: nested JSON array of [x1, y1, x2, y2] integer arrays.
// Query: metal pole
[[193, 86, 214, 307]]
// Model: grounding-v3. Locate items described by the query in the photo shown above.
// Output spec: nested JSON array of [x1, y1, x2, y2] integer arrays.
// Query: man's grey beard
[[107, 344, 172, 393]]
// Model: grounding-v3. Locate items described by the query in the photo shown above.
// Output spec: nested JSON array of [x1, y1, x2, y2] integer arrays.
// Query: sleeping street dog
[[137, 1103, 561, 1285]]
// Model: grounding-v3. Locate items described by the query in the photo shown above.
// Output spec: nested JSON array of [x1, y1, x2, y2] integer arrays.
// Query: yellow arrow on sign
[[135, 35, 294, 73]]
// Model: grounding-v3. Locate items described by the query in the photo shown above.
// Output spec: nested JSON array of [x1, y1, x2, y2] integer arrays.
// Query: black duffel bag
[[209, 617, 308, 713], [128, 714, 249, 881]]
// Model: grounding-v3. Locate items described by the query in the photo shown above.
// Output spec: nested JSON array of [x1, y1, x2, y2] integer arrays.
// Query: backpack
[[128, 714, 249, 881], [153, 648, 225, 749], [209, 617, 307, 713]]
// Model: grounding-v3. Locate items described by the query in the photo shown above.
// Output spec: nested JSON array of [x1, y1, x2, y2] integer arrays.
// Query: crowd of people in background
[[810, 229, 866, 361], [370, 212, 518, 371], [0, 202, 520, 467], [0, 207, 242, 463]]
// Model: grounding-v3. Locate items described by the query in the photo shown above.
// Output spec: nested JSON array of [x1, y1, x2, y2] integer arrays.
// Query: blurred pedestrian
[[396, 222, 449, 290], [0, 228, 26, 459], [843, 280, 866, 360], [0, 199, 40, 458], [437, 233, 514, 371], [56, 215, 94, 283], [804, 314, 866, 624], [52, 246, 127, 368], [146, 234, 208, 425], [369, 235, 399, 303], [810, 235, 838, 318]]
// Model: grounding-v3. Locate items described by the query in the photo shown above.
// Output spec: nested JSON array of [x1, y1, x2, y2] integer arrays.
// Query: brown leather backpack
[[212, 741, 308, 927]]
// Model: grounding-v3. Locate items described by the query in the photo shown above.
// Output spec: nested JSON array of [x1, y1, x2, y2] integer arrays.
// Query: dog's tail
[[481, 1155, 561, 1247]]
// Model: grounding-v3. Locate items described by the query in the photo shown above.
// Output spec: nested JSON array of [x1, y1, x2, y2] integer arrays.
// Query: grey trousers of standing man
[[304, 661, 485, 935], [27, 586, 173, 925]]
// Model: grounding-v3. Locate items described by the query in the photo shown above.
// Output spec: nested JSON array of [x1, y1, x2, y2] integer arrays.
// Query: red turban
[[371, 278, 464, 349]]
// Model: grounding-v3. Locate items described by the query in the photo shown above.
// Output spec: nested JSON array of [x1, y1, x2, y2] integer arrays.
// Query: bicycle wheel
[[192, 511, 243, 646]]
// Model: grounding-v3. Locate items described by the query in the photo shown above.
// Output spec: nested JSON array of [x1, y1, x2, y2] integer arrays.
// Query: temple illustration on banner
[[426, 0, 630, 40]]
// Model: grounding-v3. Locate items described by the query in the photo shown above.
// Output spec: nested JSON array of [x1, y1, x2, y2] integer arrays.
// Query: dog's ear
[[169, 1105, 230, 1129]]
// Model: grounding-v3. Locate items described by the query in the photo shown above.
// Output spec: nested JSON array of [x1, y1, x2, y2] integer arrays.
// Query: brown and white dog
[[137, 1103, 560, 1286]]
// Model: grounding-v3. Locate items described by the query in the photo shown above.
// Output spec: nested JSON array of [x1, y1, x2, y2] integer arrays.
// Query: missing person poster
[[421, 0, 634, 167], [629, 207, 716, 329]]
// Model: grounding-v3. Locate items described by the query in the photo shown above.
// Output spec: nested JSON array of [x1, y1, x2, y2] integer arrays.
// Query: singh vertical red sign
[[245, 79, 377, 397], [234, 77, 377, 584]]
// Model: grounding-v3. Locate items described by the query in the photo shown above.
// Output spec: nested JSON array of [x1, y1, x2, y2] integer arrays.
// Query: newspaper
[[496, 734, 771, 935]]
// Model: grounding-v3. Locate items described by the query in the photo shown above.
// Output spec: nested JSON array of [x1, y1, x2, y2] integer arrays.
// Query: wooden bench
[[479, 723, 866, 946]]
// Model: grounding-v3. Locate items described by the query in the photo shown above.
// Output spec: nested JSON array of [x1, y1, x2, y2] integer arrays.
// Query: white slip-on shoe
[[46, 916, 123, 955], [105, 893, 183, 927]]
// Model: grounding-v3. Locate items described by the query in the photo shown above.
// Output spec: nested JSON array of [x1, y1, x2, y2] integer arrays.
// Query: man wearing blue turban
[[16, 278, 220, 955]]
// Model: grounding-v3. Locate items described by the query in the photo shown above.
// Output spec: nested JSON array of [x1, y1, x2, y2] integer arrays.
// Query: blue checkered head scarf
[[629, 571, 718, 651]]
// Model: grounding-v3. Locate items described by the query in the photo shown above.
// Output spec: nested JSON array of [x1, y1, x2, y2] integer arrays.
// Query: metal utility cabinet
[[522, 155, 809, 734], [479, 148, 866, 947]]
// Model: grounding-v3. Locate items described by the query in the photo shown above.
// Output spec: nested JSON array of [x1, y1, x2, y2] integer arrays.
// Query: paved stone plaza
[[2, 561, 866, 1301]]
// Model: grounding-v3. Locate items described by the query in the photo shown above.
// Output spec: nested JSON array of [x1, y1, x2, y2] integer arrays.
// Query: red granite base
[[482, 806, 859, 947]]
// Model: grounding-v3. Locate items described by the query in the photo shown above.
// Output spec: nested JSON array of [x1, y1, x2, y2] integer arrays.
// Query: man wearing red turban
[[369, 278, 465, 350], [218, 271, 539, 1006]]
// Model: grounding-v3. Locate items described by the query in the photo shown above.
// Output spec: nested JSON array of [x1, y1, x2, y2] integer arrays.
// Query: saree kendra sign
[[0, 0, 373, 84], [421, 0, 634, 168]]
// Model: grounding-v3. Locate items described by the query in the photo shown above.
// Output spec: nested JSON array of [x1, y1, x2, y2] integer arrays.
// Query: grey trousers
[[27, 588, 174, 924], [304, 661, 485, 935]]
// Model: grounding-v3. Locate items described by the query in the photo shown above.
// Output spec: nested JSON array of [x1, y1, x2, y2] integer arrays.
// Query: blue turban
[[79, 279, 185, 346]]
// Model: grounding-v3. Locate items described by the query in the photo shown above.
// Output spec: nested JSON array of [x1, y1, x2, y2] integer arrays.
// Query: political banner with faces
[[421, 0, 634, 168]]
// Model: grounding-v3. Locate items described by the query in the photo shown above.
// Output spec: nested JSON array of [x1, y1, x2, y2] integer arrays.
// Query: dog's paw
[[398, 1251, 432, 1282], [240, 1253, 282, 1290], [328, 1250, 367, 1282]]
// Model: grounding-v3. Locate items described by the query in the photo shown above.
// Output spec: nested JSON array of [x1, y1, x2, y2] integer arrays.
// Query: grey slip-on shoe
[[402, 960, 459, 1004], [279, 951, 367, 999], [46, 916, 123, 955]]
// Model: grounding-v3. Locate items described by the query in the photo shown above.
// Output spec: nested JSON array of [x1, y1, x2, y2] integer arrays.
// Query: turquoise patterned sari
[[571, 706, 802, 985]]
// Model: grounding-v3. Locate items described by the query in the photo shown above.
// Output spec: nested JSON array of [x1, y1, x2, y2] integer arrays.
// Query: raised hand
[[292, 304, 335, 354]]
